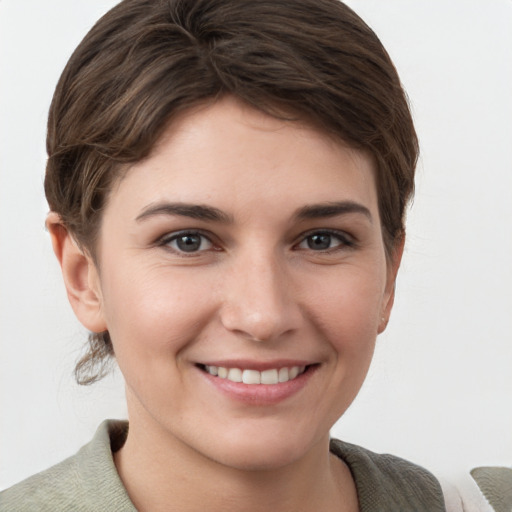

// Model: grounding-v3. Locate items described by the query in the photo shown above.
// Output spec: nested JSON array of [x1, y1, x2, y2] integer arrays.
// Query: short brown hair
[[45, 0, 418, 384]]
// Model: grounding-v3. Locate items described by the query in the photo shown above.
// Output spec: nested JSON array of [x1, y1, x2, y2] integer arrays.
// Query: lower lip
[[198, 365, 318, 405]]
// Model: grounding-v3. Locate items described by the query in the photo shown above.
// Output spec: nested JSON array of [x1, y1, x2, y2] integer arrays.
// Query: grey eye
[[306, 233, 334, 250], [168, 233, 213, 253], [297, 231, 352, 251]]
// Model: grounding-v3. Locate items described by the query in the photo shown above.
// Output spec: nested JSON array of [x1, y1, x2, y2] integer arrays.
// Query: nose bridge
[[220, 244, 298, 341]]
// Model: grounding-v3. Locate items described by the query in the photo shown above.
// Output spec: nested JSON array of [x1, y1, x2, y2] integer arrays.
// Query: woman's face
[[88, 98, 398, 470]]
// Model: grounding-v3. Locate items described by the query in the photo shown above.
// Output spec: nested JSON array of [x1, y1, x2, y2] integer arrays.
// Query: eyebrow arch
[[136, 202, 233, 223], [294, 201, 372, 222]]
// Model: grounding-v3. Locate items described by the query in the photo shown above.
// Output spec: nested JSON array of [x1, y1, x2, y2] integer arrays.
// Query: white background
[[1, 0, 511, 491]]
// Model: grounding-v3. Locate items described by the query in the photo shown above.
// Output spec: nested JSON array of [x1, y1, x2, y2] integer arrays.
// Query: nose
[[219, 250, 302, 342]]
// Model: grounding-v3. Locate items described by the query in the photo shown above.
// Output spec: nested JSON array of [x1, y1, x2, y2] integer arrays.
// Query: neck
[[114, 413, 357, 512]]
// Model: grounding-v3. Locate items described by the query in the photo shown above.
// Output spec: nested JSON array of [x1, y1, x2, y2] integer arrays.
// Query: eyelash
[[295, 229, 356, 253], [157, 230, 217, 256], [156, 229, 355, 256]]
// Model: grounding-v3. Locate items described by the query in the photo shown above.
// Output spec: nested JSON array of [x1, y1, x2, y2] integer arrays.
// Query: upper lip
[[196, 359, 317, 371]]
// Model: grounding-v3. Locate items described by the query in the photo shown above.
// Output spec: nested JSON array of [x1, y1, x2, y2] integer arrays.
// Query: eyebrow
[[135, 200, 371, 224], [294, 201, 372, 222], [136, 203, 233, 223]]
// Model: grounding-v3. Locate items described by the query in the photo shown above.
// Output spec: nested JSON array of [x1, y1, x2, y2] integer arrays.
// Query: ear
[[46, 212, 107, 333], [378, 235, 405, 334]]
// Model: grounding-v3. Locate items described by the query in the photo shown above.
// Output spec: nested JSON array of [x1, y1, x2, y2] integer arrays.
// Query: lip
[[196, 360, 319, 405]]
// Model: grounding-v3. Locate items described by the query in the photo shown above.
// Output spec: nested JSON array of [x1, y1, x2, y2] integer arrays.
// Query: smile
[[202, 365, 307, 385]]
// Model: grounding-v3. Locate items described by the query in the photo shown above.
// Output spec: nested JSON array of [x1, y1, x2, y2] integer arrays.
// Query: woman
[[0, 0, 494, 510]]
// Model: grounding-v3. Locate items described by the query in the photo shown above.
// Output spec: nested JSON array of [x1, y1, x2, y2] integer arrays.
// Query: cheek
[[306, 267, 386, 348], [296, 269, 385, 427], [100, 265, 218, 361]]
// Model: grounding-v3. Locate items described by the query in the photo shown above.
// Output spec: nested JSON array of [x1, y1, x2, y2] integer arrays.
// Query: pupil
[[308, 234, 331, 250], [177, 234, 201, 252]]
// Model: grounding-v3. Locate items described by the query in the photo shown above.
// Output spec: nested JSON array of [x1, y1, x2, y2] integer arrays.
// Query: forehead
[[106, 97, 378, 220]]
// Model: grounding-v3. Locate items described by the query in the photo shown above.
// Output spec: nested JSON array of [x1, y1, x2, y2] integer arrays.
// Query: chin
[[202, 422, 325, 472], [213, 445, 306, 472]]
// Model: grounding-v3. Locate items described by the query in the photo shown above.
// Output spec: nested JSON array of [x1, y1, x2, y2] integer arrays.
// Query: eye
[[161, 231, 214, 254], [296, 231, 353, 251]]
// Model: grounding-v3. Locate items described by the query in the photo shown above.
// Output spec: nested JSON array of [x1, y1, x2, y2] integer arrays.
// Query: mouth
[[196, 362, 319, 404], [197, 364, 313, 385]]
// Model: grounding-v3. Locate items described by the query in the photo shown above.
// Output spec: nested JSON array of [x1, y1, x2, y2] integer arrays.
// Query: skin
[[48, 97, 402, 512]]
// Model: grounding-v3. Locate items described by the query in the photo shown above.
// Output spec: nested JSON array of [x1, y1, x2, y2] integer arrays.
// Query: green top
[[470, 466, 512, 512], [0, 420, 446, 511]]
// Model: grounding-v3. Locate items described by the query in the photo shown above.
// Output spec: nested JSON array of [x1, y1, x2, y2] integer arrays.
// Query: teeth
[[205, 365, 218, 376], [242, 369, 261, 384], [227, 368, 242, 382], [289, 366, 299, 379], [260, 369, 278, 385], [204, 365, 306, 385]]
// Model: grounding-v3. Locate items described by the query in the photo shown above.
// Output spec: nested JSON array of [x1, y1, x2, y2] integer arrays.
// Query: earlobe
[[46, 212, 107, 333]]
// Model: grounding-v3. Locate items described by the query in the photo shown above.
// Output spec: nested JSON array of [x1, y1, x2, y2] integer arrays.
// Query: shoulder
[[0, 420, 135, 512], [471, 466, 512, 512], [330, 438, 446, 511], [440, 466, 511, 512], [0, 450, 83, 511]]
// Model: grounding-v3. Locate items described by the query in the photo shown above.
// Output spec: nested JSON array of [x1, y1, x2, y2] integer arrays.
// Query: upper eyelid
[[295, 228, 354, 243], [157, 229, 214, 244]]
